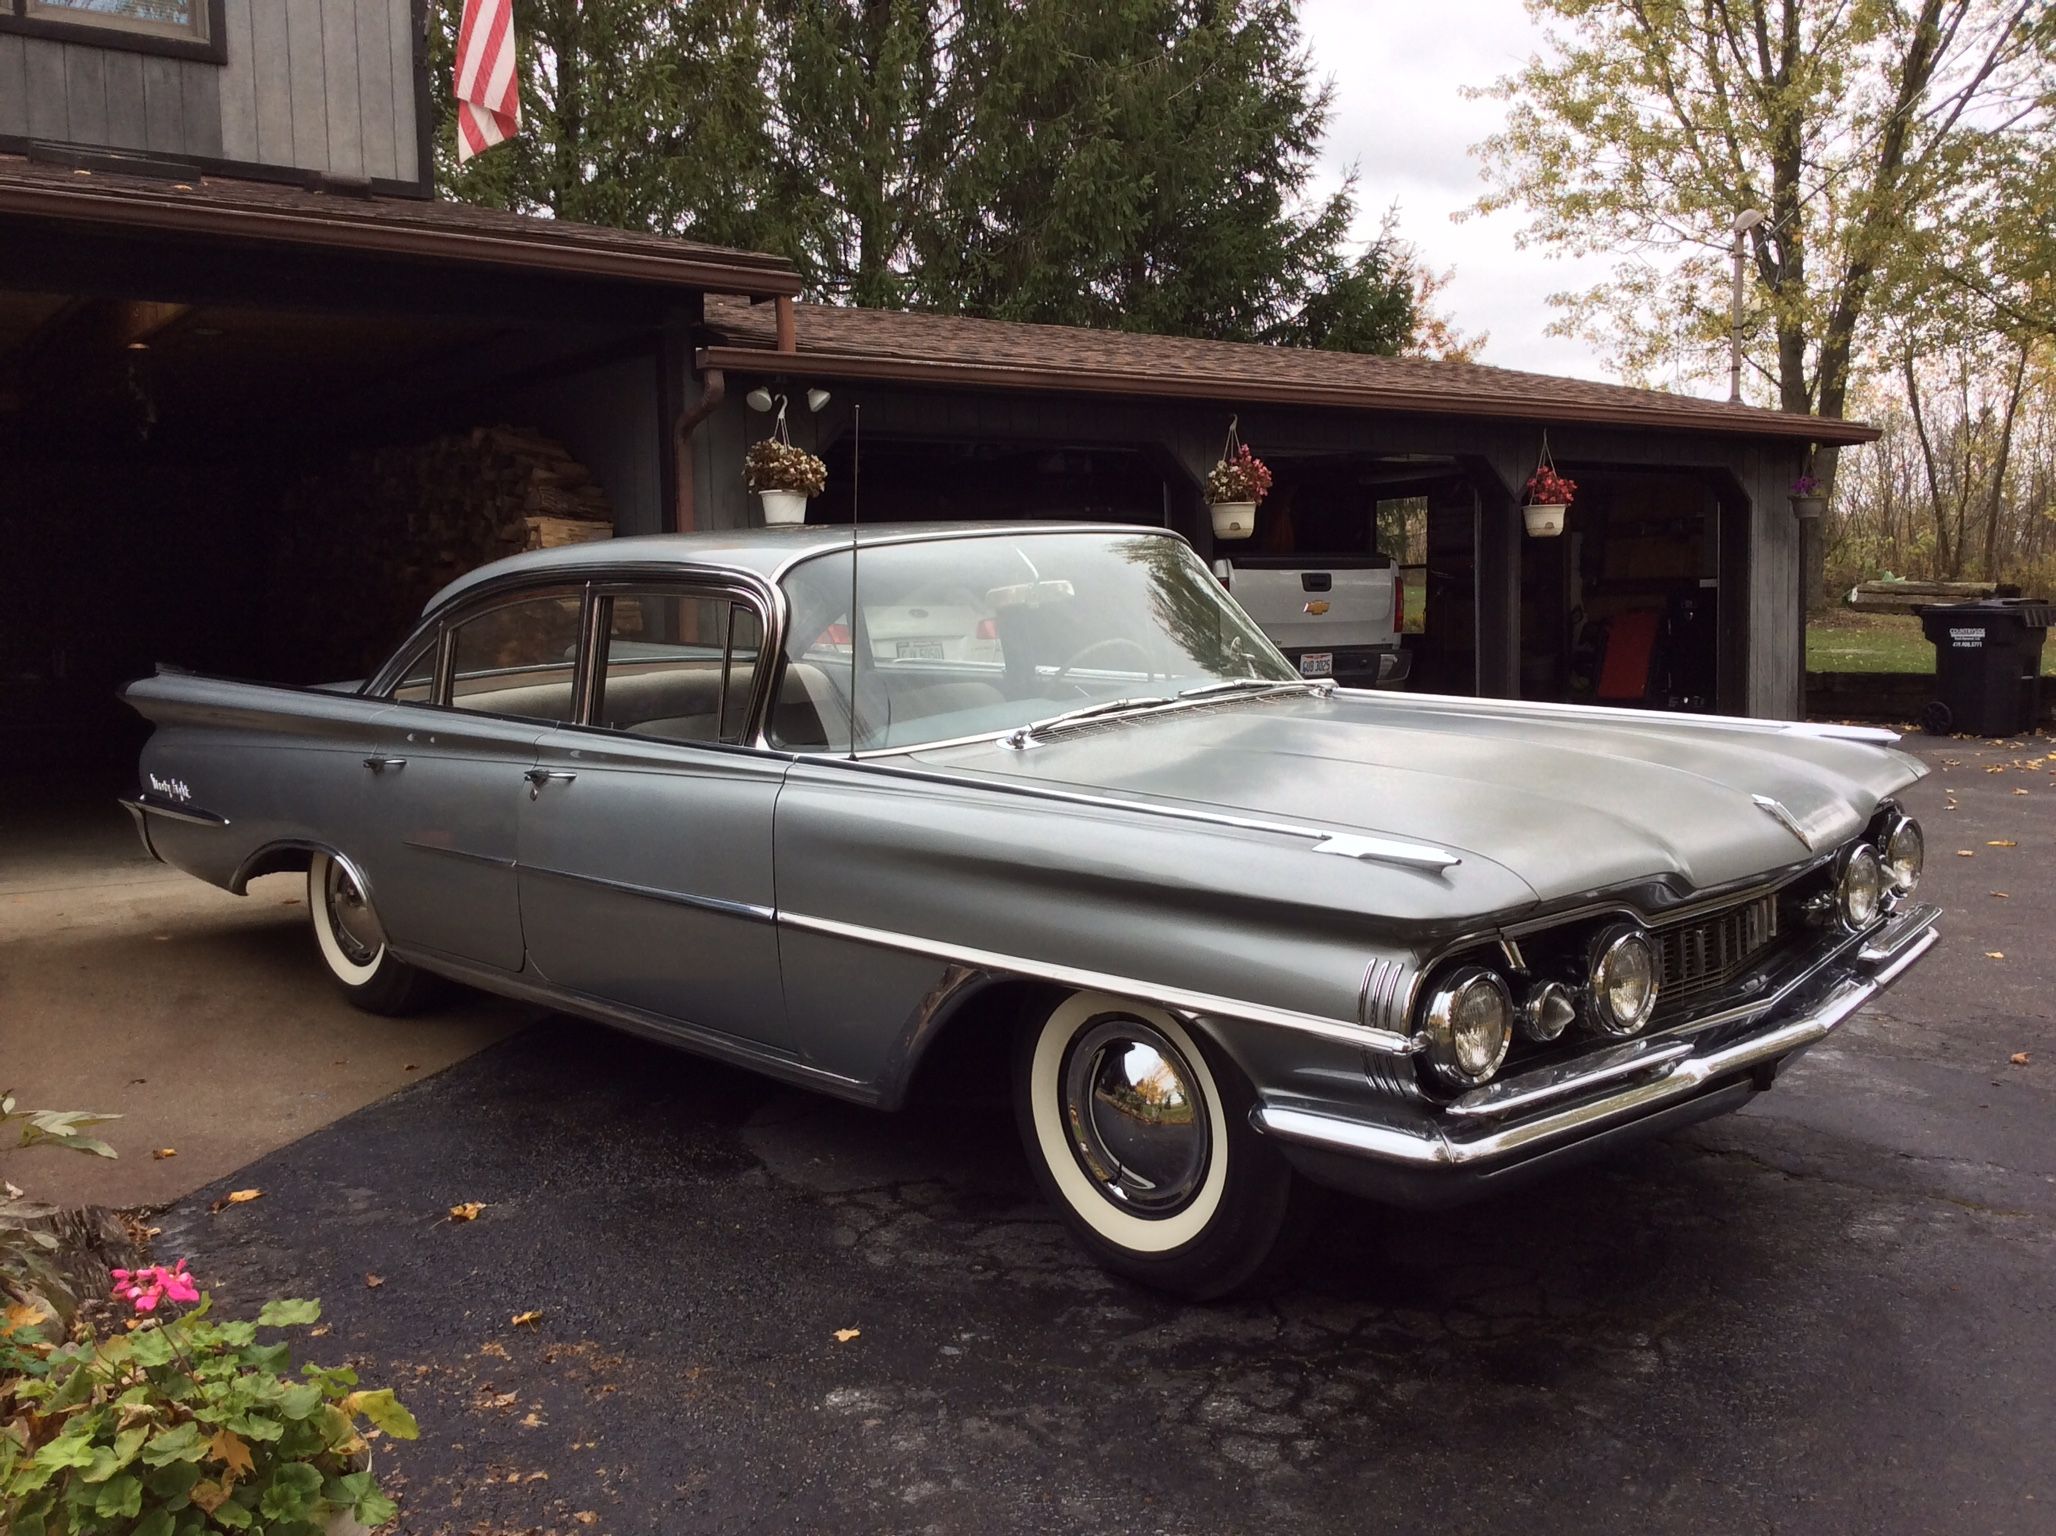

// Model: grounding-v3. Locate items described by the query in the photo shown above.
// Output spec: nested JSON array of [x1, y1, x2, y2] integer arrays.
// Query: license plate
[[1299, 652, 1333, 678], [896, 640, 945, 660]]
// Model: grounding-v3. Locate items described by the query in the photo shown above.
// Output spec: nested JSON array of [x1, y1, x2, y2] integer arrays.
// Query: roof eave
[[696, 343, 1879, 445], [0, 181, 803, 300]]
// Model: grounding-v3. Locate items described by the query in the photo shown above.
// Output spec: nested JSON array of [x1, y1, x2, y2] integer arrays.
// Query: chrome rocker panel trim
[[1251, 905, 1940, 1195], [776, 909, 1423, 1056]]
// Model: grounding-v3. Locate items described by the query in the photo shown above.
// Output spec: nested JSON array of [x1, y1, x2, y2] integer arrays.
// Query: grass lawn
[[1807, 609, 2056, 675]]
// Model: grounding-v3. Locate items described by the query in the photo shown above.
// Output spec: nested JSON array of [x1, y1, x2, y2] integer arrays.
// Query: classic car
[[121, 522, 1940, 1298]]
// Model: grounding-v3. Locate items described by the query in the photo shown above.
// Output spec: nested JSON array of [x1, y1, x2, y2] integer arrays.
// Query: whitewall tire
[[308, 853, 439, 1016], [1013, 990, 1299, 1299]]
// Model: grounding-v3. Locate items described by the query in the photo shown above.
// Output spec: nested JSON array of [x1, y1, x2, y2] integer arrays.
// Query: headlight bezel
[[1421, 965, 1515, 1089], [1837, 842, 1885, 929], [1585, 924, 1660, 1038], [1882, 813, 1923, 898]]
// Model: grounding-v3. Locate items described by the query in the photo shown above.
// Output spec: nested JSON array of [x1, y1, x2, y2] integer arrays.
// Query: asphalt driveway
[[129, 732, 2056, 1534]]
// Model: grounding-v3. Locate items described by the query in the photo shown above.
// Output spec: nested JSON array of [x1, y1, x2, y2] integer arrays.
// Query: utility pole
[[1728, 209, 1766, 404]]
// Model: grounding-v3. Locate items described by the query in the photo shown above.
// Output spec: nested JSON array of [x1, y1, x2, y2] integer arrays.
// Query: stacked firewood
[[268, 426, 613, 682]]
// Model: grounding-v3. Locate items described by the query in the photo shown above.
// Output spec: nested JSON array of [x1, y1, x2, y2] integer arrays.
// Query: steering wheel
[[1052, 635, 1154, 687]]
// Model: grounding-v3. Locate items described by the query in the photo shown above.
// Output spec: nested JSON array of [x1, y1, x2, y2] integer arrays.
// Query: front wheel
[[1013, 991, 1299, 1299], [308, 853, 440, 1015]]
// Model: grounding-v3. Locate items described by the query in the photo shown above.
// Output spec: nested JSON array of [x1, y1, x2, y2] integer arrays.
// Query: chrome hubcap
[[324, 861, 384, 966], [1060, 1018, 1210, 1217]]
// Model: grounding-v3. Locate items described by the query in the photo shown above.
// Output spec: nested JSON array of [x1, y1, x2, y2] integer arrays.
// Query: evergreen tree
[[430, 0, 1424, 355]]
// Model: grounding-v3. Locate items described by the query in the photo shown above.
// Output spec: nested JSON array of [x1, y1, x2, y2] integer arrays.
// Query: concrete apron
[[1, 789, 520, 1210]]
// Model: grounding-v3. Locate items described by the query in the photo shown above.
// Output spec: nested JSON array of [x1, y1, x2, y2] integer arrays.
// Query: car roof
[[425, 520, 1180, 614]]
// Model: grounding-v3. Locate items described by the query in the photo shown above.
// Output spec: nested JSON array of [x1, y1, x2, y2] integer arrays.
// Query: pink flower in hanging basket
[[1525, 466, 1577, 506], [1205, 445, 1273, 506]]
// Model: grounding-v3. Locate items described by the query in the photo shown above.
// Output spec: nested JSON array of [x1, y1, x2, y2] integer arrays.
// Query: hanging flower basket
[[1523, 449, 1576, 539], [1204, 418, 1272, 541], [744, 398, 827, 527], [1789, 473, 1826, 520]]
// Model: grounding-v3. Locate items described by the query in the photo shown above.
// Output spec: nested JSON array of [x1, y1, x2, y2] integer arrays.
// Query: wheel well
[[897, 978, 1066, 1109], [229, 842, 319, 894]]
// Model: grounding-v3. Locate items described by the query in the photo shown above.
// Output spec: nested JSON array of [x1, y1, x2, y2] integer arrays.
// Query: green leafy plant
[[2, 1094, 120, 1328], [2, 1277, 417, 1536]]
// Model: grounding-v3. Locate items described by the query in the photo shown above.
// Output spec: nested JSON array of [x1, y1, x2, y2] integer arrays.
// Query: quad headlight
[[1586, 925, 1659, 1037], [1883, 813, 1924, 897], [1423, 967, 1514, 1088], [1837, 843, 1884, 929]]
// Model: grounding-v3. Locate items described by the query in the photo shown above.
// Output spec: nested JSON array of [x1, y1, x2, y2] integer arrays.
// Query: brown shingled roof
[[700, 296, 1873, 444], [0, 151, 800, 299]]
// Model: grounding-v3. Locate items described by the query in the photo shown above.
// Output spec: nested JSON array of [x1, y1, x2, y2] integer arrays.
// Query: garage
[[693, 300, 1867, 721], [0, 150, 798, 786]]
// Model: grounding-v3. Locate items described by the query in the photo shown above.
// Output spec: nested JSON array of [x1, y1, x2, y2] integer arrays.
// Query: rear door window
[[446, 591, 586, 722], [590, 590, 765, 746]]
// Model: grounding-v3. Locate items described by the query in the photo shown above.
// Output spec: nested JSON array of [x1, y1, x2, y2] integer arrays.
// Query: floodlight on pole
[[1729, 209, 1767, 405]]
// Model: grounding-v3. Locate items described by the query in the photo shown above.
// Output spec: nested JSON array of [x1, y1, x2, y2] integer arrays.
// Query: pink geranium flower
[[111, 1260, 201, 1314]]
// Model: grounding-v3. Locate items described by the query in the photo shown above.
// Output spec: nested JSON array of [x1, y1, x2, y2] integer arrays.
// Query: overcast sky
[[1297, 0, 1620, 383]]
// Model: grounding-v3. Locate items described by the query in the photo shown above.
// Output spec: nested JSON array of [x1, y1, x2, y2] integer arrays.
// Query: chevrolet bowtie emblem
[[1303, 600, 1330, 616]]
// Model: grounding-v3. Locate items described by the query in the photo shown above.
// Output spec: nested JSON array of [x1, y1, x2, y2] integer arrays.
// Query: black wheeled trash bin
[[1917, 599, 2051, 736]]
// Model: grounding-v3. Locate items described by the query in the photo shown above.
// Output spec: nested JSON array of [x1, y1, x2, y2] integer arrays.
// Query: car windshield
[[771, 530, 1300, 753]]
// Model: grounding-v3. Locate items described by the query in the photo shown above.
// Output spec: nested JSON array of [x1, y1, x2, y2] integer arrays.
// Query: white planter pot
[[1210, 500, 1257, 540], [1789, 494, 1826, 520], [760, 490, 809, 526], [1523, 502, 1568, 538]]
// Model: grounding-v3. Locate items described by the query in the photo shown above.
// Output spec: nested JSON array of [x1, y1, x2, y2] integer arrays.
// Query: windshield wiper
[[1002, 695, 1177, 748], [1175, 678, 1330, 701]]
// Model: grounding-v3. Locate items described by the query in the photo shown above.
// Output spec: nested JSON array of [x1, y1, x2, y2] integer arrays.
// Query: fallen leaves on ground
[[2011, 1052, 2031, 1066], [1956, 849, 1976, 858], [210, 1189, 263, 1213], [511, 1310, 544, 1327], [572, 1515, 598, 1527], [1991, 891, 2011, 898], [479, 1341, 510, 1360], [834, 1328, 861, 1343], [208, 1429, 255, 1481], [3, 1301, 50, 1337], [1987, 839, 2019, 848], [152, 1148, 176, 1160], [365, 1273, 384, 1289], [1985, 951, 2006, 960], [448, 1202, 487, 1222]]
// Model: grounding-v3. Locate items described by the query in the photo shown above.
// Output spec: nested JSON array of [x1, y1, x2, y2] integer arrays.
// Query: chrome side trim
[[778, 909, 1422, 1056], [1356, 957, 1414, 1035], [521, 864, 775, 924], [121, 794, 230, 828], [400, 840, 517, 869], [791, 758, 1466, 875]]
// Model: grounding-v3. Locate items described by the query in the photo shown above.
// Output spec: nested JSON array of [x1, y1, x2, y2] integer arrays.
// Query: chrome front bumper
[[1252, 902, 1941, 1207]]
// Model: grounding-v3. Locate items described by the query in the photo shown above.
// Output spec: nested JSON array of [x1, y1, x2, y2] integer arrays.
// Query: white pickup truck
[[1213, 555, 1411, 687]]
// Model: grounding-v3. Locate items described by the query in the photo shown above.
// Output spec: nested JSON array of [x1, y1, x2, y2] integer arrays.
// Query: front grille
[[1654, 894, 1779, 1015]]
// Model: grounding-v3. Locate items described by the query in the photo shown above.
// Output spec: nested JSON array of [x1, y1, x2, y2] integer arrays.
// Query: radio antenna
[[846, 402, 861, 761]]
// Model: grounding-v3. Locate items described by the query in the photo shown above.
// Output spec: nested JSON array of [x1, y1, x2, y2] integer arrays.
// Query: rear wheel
[[308, 853, 439, 1015], [1012, 991, 1299, 1299]]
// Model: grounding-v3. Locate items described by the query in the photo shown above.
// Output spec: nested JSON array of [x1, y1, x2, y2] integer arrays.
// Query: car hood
[[913, 691, 1927, 909]]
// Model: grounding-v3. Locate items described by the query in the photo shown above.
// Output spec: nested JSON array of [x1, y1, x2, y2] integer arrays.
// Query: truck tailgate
[[1227, 559, 1397, 651]]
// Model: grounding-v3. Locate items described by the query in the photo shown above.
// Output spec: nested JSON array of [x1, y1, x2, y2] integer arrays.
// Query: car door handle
[[363, 755, 407, 773], [524, 768, 577, 798]]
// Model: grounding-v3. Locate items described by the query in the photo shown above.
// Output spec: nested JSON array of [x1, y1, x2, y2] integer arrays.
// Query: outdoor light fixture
[[807, 388, 833, 413], [745, 386, 775, 412]]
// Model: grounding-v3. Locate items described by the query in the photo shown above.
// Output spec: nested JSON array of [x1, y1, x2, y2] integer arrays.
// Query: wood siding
[[5, 0, 421, 185]]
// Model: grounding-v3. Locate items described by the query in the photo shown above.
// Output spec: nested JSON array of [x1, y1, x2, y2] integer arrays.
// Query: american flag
[[454, 0, 520, 164]]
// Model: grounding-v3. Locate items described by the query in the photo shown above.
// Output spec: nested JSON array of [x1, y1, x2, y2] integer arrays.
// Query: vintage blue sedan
[[123, 523, 1938, 1297]]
